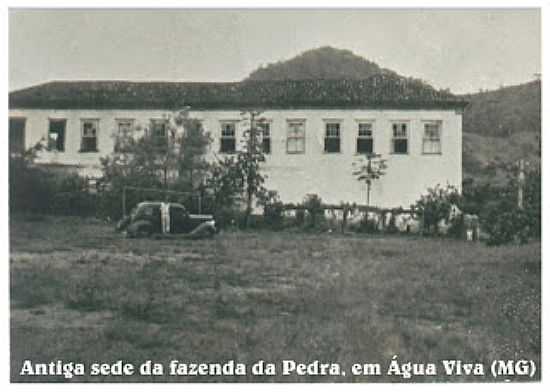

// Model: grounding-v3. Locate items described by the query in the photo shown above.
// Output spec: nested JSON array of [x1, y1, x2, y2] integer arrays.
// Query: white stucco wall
[[9, 107, 462, 209]]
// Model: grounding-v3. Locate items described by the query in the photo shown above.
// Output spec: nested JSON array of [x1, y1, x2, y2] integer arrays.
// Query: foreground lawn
[[10, 215, 540, 382]]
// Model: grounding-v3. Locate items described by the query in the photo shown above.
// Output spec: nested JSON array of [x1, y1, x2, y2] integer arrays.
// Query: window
[[80, 119, 99, 152], [357, 122, 374, 154], [391, 122, 409, 154], [287, 120, 305, 154], [9, 117, 26, 154], [150, 119, 168, 148], [48, 119, 66, 152], [324, 122, 341, 153], [422, 121, 442, 154], [139, 205, 156, 217], [258, 122, 271, 154], [220, 122, 236, 153], [115, 119, 135, 152]]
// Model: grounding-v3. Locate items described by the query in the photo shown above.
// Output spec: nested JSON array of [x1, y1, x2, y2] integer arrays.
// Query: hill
[[463, 131, 540, 183], [461, 81, 541, 183], [461, 80, 541, 137], [245, 46, 399, 81]]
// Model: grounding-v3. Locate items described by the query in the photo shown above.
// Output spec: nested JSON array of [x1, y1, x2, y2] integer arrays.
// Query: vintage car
[[116, 201, 217, 238]]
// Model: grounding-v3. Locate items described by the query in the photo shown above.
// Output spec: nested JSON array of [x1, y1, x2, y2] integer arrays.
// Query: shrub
[[477, 165, 540, 246], [523, 167, 541, 238], [10, 151, 56, 214], [258, 190, 284, 229], [482, 201, 531, 246], [413, 184, 461, 235], [214, 206, 241, 230], [460, 179, 500, 215], [51, 178, 98, 217], [303, 194, 324, 228], [358, 216, 379, 234], [10, 148, 99, 217]]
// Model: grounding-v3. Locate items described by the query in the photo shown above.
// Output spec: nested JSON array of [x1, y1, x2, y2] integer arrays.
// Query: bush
[[258, 190, 284, 229], [413, 184, 461, 235], [214, 206, 241, 230], [50, 174, 98, 216], [523, 167, 541, 238], [358, 216, 379, 234], [10, 148, 99, 217], [303, 194, 324, 228], [461, 179, 500, 215], [479, 166, 540, 246], [482, 201, 531, 246], [10, 153, 56, 214], [464, 164, 540, 246]]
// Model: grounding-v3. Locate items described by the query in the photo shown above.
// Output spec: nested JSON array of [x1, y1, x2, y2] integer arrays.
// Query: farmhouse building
[[9, 78, 467, 208]]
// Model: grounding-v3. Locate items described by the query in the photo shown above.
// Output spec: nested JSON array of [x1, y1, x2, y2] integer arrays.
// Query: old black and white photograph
[[6, 4, 543, 384]]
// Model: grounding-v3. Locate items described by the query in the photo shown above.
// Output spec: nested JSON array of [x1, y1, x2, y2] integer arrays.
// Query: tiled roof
[[9, 77, 468, 110]]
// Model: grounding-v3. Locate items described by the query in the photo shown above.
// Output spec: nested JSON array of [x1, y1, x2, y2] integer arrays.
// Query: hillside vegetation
[[461, 81, 540, 182], [246, 46, 399, 81], [461, 81, 541, 137]]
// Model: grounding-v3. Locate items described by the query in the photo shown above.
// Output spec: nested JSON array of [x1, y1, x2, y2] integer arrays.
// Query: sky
[[8, 8, 541, 94]]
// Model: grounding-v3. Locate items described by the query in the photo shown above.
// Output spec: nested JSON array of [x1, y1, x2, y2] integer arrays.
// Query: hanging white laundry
[[161, 202, 170, 234]]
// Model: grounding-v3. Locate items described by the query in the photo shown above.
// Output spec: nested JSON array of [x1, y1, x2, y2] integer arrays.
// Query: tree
[[205, 155, 244, 219], [9, 141, 54, 213], [353, 153, 387, 207], [236, 110, 268, 228], [100, 108, 211, 218], [174, 113, 212, 192], [204, 110, 269, 228]]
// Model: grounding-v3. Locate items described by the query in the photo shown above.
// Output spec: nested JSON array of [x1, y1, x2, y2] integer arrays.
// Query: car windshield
[[134, 204, 158, 217]]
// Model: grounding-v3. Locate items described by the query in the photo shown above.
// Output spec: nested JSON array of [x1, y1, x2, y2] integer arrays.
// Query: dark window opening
[[262, 138, 271, 154], [357, 138, 373, 154], [48, 119, 66, 152], [115, 119, 135, 152], [9, 118, 26, 154], [324, 122, 341, 153], [258, 122, 271, 154], [150, 119, 168, 149], [220, 122, 236, 154], [220, 138, 236, 153], [391, 123, 408, 154], [393, 139, 408, 154], [357, 123, 374, 154], [325, 138, 340, 153], [81, 119, 99, 152]]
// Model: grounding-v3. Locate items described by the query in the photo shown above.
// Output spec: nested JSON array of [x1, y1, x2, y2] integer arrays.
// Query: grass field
[[9, 215, 540, 382]]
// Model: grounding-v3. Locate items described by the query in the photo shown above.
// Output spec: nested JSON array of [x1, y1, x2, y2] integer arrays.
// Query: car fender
[[127, 220, 154, 237], [187, 220, 217, 239], [116, 215, 131, 232]]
